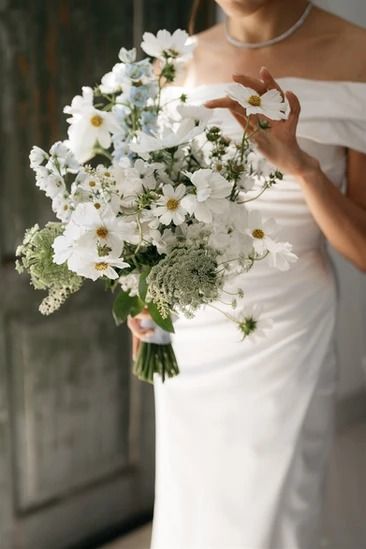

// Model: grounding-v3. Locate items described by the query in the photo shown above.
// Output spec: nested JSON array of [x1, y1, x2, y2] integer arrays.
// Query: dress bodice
[[165, 78, 366, 255]]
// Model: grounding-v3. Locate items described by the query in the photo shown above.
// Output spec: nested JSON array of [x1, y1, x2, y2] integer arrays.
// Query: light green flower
[[147, 244, 222, 318], [16, 222, 83, 314]]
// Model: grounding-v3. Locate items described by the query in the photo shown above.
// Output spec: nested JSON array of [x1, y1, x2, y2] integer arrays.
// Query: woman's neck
[[227, 0, 311, 45]]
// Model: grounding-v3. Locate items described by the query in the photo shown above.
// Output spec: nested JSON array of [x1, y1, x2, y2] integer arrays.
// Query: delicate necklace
[[224, 2, 313, 49]]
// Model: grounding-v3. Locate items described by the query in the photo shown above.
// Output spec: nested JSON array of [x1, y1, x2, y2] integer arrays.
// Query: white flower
[[118, 271, 140, 296], [141, 29, 194, 60], [233, 304, 273, 342], [130, 118, 205, 153], [49, 141, 80, 172], [52, 223, 86, 265], [152, 183, 187, 225], [100, 63, 132, 94], [176, 104, 212, 125], [68, 203, 139, 255], [51, 193, 72, 222], [226, 83, 288, 121], [43, 174, 66, 200], [245, 211, 277, 254], [64, 87, 120, 162], [118, 47, 136, 63], [181, 169, 232, 223], [266, 241, 297, 271], [68, 253, 129, 281], [29, 146, 47, 168]]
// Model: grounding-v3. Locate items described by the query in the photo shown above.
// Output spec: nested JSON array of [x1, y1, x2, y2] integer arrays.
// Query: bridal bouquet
[[16, 29, 297, 383]]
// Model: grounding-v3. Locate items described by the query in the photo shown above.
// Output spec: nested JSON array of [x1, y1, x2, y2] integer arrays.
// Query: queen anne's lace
[[147, 245, 222, 319], [16, 223, 83, 313]]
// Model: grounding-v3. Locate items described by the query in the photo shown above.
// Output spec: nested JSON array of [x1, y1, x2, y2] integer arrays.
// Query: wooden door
[[0, 1, 217, 547]]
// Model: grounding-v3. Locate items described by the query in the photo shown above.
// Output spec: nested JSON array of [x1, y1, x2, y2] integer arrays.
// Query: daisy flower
[[226, 83, 288, 121], [266, 241, 298, 271], [68, 203, 139, 255], [130, 117, 205, 153], [64, 87, 119, 162], [245, 211, 277, 254], [68, 253, 129, 281], [233, 305, 273, 342], [152, 183, 187, 225], [140, 29, 194, 60], [181, 169, 232, 224]]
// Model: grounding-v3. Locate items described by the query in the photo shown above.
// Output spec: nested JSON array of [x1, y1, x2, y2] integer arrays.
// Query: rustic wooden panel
[[6, 307, 132, 511], [0, 0, 134, 255]]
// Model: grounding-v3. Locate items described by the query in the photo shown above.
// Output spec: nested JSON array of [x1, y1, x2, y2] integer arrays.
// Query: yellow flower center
[[95, 262, 108, 271], [252, 228, 265, 239], [166, 198, 179, 211], [89, 180, 96, 187], [90, 114, 103, 127], [94, 202, 101, 209], [96, 226, 108, 238], [248, 95, 261, 107]]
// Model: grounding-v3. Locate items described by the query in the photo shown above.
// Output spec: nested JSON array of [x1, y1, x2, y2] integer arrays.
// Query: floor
[[101, 421, 366, 549]]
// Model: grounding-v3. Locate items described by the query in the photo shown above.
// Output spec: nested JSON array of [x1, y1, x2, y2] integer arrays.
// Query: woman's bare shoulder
[[314, 7, 366, 80]]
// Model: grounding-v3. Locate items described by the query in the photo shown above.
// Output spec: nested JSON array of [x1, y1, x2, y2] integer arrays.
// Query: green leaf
[[138, 268, 150, 301], [147, 302, 175, 334], [112, 291, 144, 326]]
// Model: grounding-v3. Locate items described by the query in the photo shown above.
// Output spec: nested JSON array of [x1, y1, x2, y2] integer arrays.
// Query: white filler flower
[[141, 29, 194, 59], [152, 183, 187, 225], [64, 87, 119, 162], [226, 83, 288, 120], [68, 253, 129, 281]]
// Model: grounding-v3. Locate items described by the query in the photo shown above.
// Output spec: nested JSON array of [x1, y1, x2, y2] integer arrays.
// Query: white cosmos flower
[[181, 169, 232, 224], [64, 87, 120, 163], [68, 203, 139, 255], [233, 304, 273, 342], [130, 118, 205, 154], [176, 104, 212, 125], [266, 241, 298, 271], [141, 29, 194, 59], [226, 83, 288, 121], [245, 211, 277, 254], [68, 253, 129, 281], [152, 183, 187, 225], [100, 63, 127, 94]]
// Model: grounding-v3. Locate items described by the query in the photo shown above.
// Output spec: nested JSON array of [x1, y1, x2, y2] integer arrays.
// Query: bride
[[128, 1, 366, 548]]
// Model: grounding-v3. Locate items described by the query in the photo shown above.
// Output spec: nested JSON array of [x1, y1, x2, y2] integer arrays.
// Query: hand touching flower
[[205, 67, 319, 177]]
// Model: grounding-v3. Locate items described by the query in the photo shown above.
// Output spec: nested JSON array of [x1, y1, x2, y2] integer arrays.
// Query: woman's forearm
[[295, 160, 366, 271]]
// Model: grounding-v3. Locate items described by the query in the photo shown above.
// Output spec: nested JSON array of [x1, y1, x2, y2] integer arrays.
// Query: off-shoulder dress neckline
[[174, 76, 366, 91]]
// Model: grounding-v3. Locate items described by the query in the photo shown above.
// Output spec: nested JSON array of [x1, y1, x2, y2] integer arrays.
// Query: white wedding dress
[[150, 78, 366, 549]]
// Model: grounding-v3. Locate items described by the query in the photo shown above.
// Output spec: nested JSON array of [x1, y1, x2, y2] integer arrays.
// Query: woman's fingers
[[259, 66, 284, 96], [232, 73, 267, 94], [285, 90, 301, 123], [132, 334, 140, 360], [127, 315, 154, 339], [204, 97, 255, 131]]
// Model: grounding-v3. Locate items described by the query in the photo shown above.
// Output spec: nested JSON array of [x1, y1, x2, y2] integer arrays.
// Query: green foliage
[[112, 291, 144, 325]]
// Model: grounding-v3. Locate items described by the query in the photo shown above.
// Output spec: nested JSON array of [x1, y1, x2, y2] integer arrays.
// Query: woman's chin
[[216, 0, 270, 18]]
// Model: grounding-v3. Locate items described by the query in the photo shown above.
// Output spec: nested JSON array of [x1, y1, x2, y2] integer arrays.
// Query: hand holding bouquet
[[16, 29, 297, 383]]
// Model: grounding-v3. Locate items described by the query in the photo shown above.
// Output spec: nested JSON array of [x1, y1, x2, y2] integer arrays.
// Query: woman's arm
[[294, 149, 366, 271], [205, 67, 366, 271]]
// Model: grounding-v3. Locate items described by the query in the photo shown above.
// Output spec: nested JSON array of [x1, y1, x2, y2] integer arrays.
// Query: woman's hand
[[127, 309, 154, 360], [204, 67, 319, 177]]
